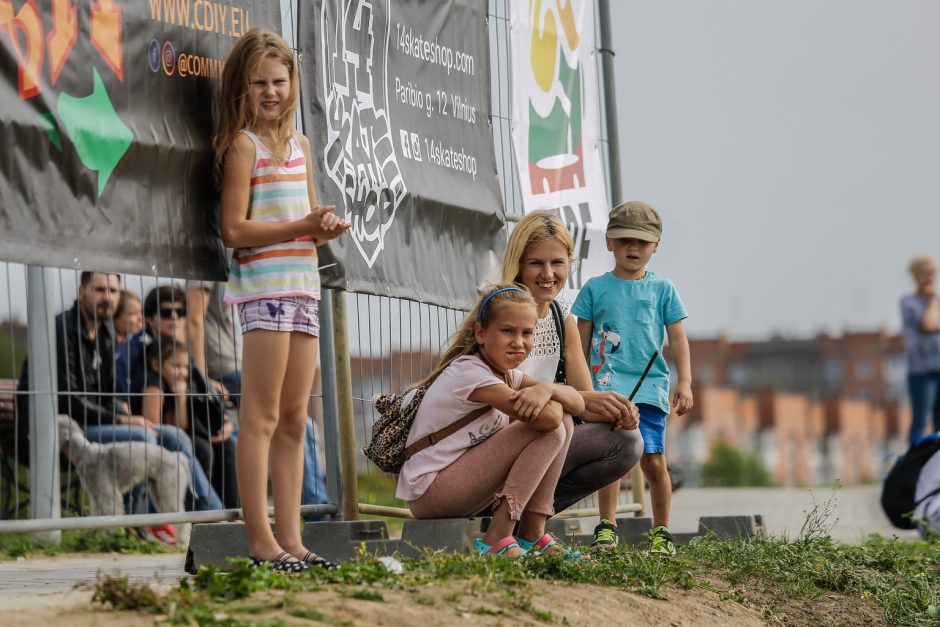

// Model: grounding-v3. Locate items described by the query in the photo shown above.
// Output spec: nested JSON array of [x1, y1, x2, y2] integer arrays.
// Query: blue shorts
[[637, 403, 667, 455]]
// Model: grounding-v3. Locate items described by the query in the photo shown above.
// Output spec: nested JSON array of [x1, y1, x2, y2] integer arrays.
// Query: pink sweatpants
[[409, 415, 574, 520]]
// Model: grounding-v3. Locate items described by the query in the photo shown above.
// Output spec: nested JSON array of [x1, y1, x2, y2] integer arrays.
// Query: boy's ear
[[653, 241, 659, 253], [606, 237, 614, 252]]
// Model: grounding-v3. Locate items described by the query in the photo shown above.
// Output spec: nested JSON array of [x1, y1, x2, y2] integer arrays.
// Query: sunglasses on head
[[158, 306, 187, 318]]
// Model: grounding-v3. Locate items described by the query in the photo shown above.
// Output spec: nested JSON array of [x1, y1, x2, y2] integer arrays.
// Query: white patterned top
[[518, 302, 569, 382]]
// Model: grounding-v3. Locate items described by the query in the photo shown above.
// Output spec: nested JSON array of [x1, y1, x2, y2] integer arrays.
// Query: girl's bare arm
[[172, 388, 189, 431], [141, 386, 164, 425], [469, 383, 564, 432], [516, 373, 585, 417], [219, 134, 344, 248], [297, 133, 351, 243]]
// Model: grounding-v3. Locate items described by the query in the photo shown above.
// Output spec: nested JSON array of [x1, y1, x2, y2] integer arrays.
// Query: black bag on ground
[[881, 434, 940, 529]]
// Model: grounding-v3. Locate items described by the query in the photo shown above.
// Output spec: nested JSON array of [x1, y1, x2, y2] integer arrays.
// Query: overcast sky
[[609, 0, 940, 339]]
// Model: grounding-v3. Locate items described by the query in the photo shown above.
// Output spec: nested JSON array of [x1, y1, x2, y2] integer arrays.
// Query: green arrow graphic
[[57, 67, 132, 197]]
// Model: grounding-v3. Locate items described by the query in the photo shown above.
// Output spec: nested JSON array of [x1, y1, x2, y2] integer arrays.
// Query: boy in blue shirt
[[572, 201, 693, 555]]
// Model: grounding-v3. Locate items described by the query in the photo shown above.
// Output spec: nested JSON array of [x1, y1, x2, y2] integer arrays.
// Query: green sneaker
[[648, 525, 677, 556], [591, 519, 620, 549]]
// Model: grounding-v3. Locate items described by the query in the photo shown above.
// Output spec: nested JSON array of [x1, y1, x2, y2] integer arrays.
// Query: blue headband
[[478, 287, 525, 322]]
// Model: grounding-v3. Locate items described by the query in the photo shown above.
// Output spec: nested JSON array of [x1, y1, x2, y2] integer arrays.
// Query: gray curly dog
[[56, 415, 192, 544]]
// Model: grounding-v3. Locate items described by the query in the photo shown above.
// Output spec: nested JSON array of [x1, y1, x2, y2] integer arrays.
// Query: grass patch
[[90, 534, 940, 625], [339, 587, 384, 602], [0, 527, 173, 559], [287, 607, 351, 624]]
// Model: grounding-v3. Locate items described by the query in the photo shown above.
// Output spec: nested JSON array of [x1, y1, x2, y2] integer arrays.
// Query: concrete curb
[[186, 520, 402, 573], [185, 514, 766, 572]]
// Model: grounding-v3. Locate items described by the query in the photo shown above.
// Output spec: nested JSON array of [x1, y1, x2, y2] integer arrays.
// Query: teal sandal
[[515, 533, 584, 562], [475, 536, 526, 557]]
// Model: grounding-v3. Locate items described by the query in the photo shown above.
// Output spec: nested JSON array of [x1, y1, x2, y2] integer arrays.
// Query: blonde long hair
[[410, 284, 537, 390], [214, 29, 299, 179], [500, 210, 575, 284]]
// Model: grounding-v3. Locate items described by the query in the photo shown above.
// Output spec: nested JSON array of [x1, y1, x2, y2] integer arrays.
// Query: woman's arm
[[468, 383, 564, 432], [219, 134, 346, 248], [569, 315, 638, 428], [186, 286, 210, 374], [922, 290, 940, 333]]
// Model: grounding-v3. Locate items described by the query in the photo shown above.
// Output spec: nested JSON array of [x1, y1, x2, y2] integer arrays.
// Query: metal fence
[[0, 0, 641, 537]]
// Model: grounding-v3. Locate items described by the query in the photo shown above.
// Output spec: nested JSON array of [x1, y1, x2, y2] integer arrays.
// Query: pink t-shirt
[[395, 355, 523, 502]]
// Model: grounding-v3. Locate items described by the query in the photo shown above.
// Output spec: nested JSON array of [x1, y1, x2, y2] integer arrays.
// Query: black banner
[[0, 1, 279, 278], [299, 0, 504, 309]]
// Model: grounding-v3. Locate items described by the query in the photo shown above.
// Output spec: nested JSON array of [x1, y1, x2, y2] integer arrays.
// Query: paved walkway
[[670, 484, 918, 542], [0, 553, 185, 611]]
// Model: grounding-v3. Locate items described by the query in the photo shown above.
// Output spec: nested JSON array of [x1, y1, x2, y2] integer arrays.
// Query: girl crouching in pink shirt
[[396, 285, 584, 557]]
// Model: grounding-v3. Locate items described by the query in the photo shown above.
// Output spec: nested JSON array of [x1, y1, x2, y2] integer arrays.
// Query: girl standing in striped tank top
[[215, 29, 350, 572]]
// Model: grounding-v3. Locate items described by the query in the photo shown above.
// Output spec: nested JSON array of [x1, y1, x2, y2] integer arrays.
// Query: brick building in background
[[666, 330, 911, 486], [347, 330, 912, 487]]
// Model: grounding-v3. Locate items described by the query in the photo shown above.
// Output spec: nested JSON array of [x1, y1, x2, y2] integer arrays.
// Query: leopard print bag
[[363, 386, 429, 473]]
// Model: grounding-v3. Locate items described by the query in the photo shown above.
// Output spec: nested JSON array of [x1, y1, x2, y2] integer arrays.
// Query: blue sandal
[[474, 536, 526, 557]]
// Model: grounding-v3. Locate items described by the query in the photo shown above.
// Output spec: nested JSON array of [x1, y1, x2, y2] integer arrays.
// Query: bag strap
[[549, 300, 566, 384], [403, 406, 490, 461]]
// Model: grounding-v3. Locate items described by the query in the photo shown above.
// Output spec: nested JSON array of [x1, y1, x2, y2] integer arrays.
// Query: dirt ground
[[0, 576, 887, 626]]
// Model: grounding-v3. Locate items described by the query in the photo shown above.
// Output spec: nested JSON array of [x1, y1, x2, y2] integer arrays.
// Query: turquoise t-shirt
[[571, 271, 688, 414]]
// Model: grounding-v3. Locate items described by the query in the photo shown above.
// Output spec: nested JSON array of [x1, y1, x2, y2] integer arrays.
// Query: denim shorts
[[238, 296, 319, 337], [637, 403, 668, 455]]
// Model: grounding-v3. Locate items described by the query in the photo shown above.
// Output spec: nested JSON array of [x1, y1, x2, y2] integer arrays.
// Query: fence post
[[330, 290, 359, 520], [318, 288, 345, 519], [26, 265, 60, 543], [597, 0, 623, 206]]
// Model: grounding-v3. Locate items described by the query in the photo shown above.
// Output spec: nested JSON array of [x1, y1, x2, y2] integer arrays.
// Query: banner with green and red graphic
[[510, 0, 610, 304], [0, 1, 278, 277]]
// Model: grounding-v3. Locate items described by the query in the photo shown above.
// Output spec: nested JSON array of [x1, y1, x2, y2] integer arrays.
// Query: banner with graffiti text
[[0, 1, 278, 278], [510, 0, 610, 304], [299, 0, 504, 310]]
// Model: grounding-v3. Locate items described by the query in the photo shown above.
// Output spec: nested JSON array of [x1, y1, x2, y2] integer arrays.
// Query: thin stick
[[611, 350, 659, 431]]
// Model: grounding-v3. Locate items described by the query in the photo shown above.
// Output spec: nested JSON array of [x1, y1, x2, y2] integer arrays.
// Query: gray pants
[[552, 422, 644, 514]]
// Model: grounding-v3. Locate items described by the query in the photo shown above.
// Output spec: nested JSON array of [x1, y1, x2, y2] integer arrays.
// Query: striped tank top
[[224, 130, 320, 304]]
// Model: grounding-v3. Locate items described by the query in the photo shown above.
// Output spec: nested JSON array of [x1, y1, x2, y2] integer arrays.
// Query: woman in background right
[[901, 254, 940, 446]]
